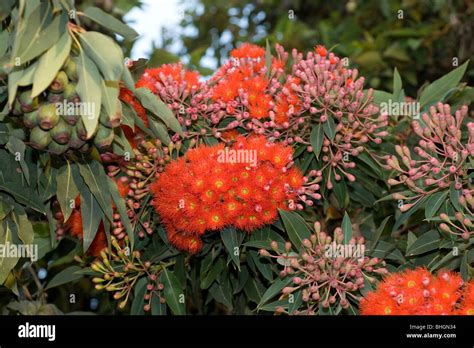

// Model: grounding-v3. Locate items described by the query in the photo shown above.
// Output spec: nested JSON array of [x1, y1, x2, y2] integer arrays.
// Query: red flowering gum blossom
[[65, 178, 130, 257], [150, 135, 304, 253], [360, 268, 474, 315]]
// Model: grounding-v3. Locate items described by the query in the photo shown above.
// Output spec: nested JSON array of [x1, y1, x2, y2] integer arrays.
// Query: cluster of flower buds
[[289, 47, 387, 188], [135, 63, 212, 141], [387, 103, 473, 218], [91, 236, 168, 312], [259, 221, 387, 314], [102, 139, 176, 239], [439, 212, 473, 240]]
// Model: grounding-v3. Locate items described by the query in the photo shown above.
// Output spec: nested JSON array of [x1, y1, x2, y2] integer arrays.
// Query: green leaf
[[244, 278, 265, 304], [0, 221, 20, 284], [278, 209, 312, 249], [135, 88, 183, 136], [100, 80, 119, 118], [322, 116, 336, 141], [56, 162, 79, 222], [460, 249, 474, 281], [77, 161, 113, 221], [14, 3, 67, 64], [449, 182, 462, 211], [310, 123, 324, 158], [287, 290, 302, 314], [107, 177, 134, 247], [248, 250, 273, 281], [162, 268, 185, 315], [392, 196, 428, 232], [75, 52, 102, 138], [424, 191, 448, 219], [83, 7, 139, 40], [151, 294, 167, 315], [392, 67, 402, 102], [257, 277, 292, 310], [79, 31, 124, 81], [31, 30, 71, 97], [406, 230, 441, 257], [368, 240, 405, 263], [371, 216, 391, 248], [265, 39, 272, 78], [79, 190, 103, 253], [6, 136, 29, 185], [419, 60, 470, 109], [13, 211, 34, 246], [131, 277, 147, 315], [341, 212, 352, 244], [200, 258, 224, 289], [45, 265, 82, 290], [220, 227, 244, 270], [209, 281, 233, 309]]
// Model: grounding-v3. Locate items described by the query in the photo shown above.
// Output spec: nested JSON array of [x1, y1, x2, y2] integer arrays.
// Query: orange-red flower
[[360, 268, 473, 315], [150, 135, 303, 253], [230, 43, 265, 59]]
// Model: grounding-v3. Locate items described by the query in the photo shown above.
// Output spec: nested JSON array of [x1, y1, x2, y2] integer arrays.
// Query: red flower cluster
[[64, 177, 130, 256], [360, 268, 474, 315], [150, 135, 305, 253], [136, 63, 200, 93], [209, 43, 291, 124]]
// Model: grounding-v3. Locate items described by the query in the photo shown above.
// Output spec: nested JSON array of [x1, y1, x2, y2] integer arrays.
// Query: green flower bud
[[50, 118, 72, 145], [29, 127, 52, 150], [48, 140, 69, 155], [93, 125, 114, 149], [23, 110, 39, 129], [38, 103, 60, 130], [49, 71, 69, 93]]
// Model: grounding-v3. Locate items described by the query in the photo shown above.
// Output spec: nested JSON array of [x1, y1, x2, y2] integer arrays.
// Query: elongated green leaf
[[77, 161, 113, 221], [209, 281, 233, 309], [83, 7, 139, 40], [79, 190, 103, 253], [244, 278, 265, 304], [57, 162, 79, 222], [265, 39, 272, 77], [278, 209, 311, 248], [6, 135, 29, 185], [162, 268, 185, 315], [200, 258, 224, 290], [370, 216, 391, 248], [100, 80, 119, 117], [131, 277, 147, 315], [75, 51, 102, 138], [341, 212, 352, 244], [221, 227, 244, 270], [392, 67, 402, 102], [449, 182, 462, 211], [419, 60, 469, 109], [0, 222, 20, 284], [135, 88, 183, 136], [16, 7, 67, 64], [13, 211, 34, 246], [79, 31, 124, 81], [322, 116, 336, 141], [425, 191, 448, 219], [45, 265, 82, 290], [257, 277, 292, 309], [310, 123, 324, 158], [107, 177, 134, 247], [406, 230, 440, 256], [31, 30, 71, 97]]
